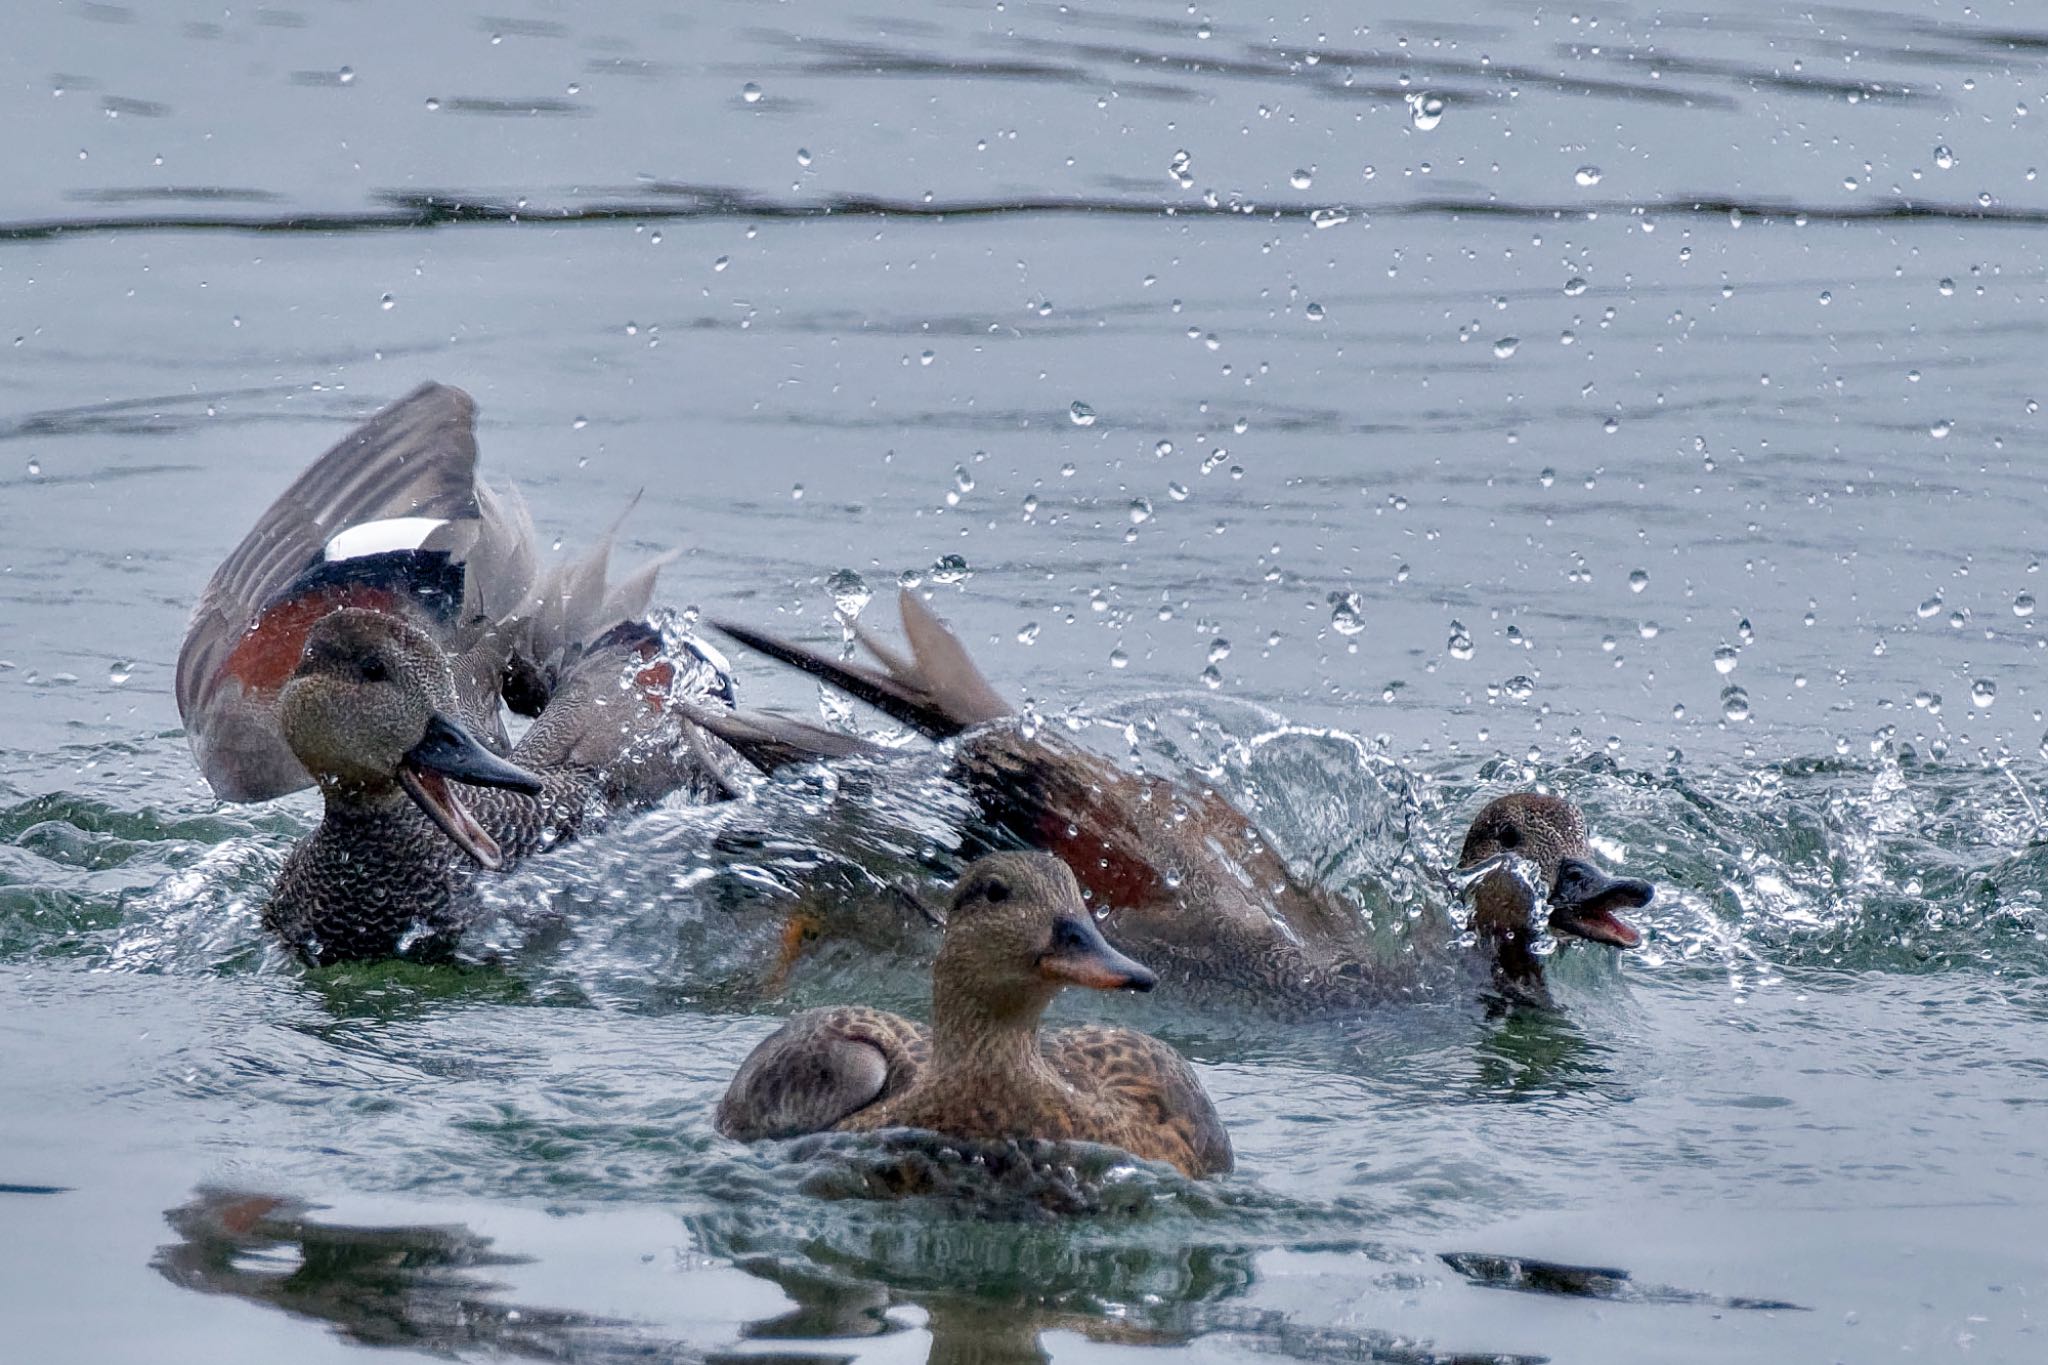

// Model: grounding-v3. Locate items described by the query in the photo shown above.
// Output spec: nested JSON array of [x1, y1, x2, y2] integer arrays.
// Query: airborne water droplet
[[1406, 92, 1445, 131], [827, 568, 871, 621], [742, 81, 763, 103], [1972, 679, 1997, 708], [1069, 402, 1097, 426], [1629, 568, 1649, 593], [1289, 169, 1313, 190], [1109, 646, 1129, 669], [1574, 165, 1603, 187], [2015, 592, 2036, 617], [1493, 336, 1519, 358], [1447, 621, 1474, 660], [1720, 685, 1751, 721], [1328, 590, 1365, 636], [1713, 644, 1739, 674]]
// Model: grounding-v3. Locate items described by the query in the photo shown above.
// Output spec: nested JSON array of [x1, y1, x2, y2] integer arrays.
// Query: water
[[4, 1, 2048, 1360]]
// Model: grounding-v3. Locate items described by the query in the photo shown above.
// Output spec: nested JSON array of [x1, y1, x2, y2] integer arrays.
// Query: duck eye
[[980, 877, 1011, 905], [1496, 825, 1522, 850], [358, 657, 390, 684]]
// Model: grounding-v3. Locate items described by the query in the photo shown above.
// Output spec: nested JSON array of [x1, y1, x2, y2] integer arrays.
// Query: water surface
[[4, 2, 2046, 1362]]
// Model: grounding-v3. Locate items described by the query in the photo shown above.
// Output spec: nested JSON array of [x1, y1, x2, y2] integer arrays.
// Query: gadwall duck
[[716, 852, 1233, 1179], [703, 592, 1651, 1010], [175, 383, 736, 963]]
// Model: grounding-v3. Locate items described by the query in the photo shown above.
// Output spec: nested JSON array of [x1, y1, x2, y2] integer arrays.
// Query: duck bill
[[397, 712, 544, 872], [1037, 916, 1158, 993], [1547, 857, 1652, 949]]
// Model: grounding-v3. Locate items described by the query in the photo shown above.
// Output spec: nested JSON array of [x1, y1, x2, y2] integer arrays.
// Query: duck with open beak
[[1456, 793, 1653, 1005]]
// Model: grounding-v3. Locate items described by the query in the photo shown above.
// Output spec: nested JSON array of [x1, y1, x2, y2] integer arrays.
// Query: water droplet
[[1713, 644, 1740, 675], [1491, 336, 1521, 359], [1447, 621, 1474, 660], [379, 293, 395, 310], [1638, 620, 1660, 639], [1563, 276, 1588, 297], [1128, 498, 1153, 525], [796, 147, 812, 167], [1406, 91, 1445, 131], [1201, 664, 1222, 689], [1929, 418, 1952, 439], [1939, 277, 1956, 296], [1017, 622, 1040, 645], [791, 483, 804, 500], [2016, 592, 2036, 618], [1628, 568, 1649, 593], [1934, 144, 1955, 170], [827, 568, 870, 622], [1328, 590, 1365, 636], [1167, 149, 1194, 187], [1538, 467, 1555, 487], [741, 81, 763, 103], [1289, 169, 1313, 190], [1720, 685, 1751, 721], [1503, 674, 1535, 701], [571, 415, 588, 430], [1109, 646, 1129, 669], [26, 458, 42, 478], [1574, 165, 1603, 187], [1310, 207, 1349, 229], [1207, 637, 1231, 663], [424, 96, 440, 111], [1972, 678, 1998, 708], [930, 553, 971, 585], [1069, 402, 1097, 426], [920, 349, 935, 366], [108, 660, 133, 686], [1304, 301, 1325, 321], [337, 66, 355, 85]]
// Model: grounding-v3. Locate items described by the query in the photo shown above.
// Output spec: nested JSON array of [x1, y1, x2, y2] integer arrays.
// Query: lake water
[[4, 1, 2046, 1361]]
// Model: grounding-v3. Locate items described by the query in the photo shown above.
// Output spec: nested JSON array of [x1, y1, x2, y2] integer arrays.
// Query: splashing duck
[[716, 851, 1233, 1178], [699, 591, 1651, 1011], [175, 383, 737, 963]]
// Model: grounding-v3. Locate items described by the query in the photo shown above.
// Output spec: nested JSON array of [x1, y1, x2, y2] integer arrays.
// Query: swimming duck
[[703, 591, 1651, 1010], [176, 383, 736, 963], [716, 852, 1233, 1178]]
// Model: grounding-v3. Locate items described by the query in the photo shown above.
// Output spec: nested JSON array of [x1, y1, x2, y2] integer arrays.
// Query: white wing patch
[[324, 516, 450, 562]]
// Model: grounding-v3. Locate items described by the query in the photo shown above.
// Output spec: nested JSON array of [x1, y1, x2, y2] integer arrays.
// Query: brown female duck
[[176, 384, 735, 963], [705, 591, 1652, 1011], [716, 852, 1233, 1179]]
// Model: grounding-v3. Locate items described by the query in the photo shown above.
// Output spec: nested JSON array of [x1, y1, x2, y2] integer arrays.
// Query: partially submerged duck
[[717, 852, 1233, 1179], [704, 591, 1652, 1011], [176, 383, 735, 963]]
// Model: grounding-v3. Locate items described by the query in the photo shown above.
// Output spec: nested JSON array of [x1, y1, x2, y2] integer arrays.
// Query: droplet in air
[[1447, 621, 1474, 660], [1109, 646, 1129, 669], [337, 66, 355, 85], [1972, 679, 1997, 708], [1017, 622, 1040, 645], [1406, 92, 1445, 131], [930, 553, 971, 584], [108, 660, 133, 686], [827, 568, 870, 621], [742, 82, 763, 103], [1305, 302, 1325, 321], [1628, 569, 1649, 593], [1574, 165, 1603, 187], [1289, 169, 1313, 190], [380, 293, 395, 310], [1329, 590, 1365, 636], [2015, 592, 2036, 618], [1713, 644, 1739, 674], [1492, 337, 1519, 358], [1720, 685, 1751, 721], [1929, 419, 1952, 439], [1564, 276, 1588, 296], [1069, 402, 1097, 426], [1503, 675, 1535, 701], [1207, 637, 1231, 663], [1934, 144, 1955, 170]]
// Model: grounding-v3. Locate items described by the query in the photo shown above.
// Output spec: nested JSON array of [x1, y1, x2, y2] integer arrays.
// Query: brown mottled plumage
[[706, 591, 1653, 1011], [716, 852, 1233, 1179]]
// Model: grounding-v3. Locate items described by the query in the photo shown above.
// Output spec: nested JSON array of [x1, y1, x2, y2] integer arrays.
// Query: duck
[[716, 852, 1233, 1179], [175, 383, 739, 963], [700, 591, 1652, 1011]]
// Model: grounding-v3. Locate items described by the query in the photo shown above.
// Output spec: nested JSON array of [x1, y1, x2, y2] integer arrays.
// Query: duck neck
[[928, 971, 1061, 1083]]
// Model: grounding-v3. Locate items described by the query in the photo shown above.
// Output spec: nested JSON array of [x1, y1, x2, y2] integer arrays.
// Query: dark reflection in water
[[157, 1181, 1561, 1365], [153, 1189, 666, 1361]]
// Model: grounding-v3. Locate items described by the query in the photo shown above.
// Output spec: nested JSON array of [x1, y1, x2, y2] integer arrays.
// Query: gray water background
[[3, 2, 2046, 1362]]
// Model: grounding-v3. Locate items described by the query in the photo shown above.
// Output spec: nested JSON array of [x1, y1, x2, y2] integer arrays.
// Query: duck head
[[934, 852, 1156, 1026], [279, 608, 543, 870], [1456, 793, 1652, 1000]]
